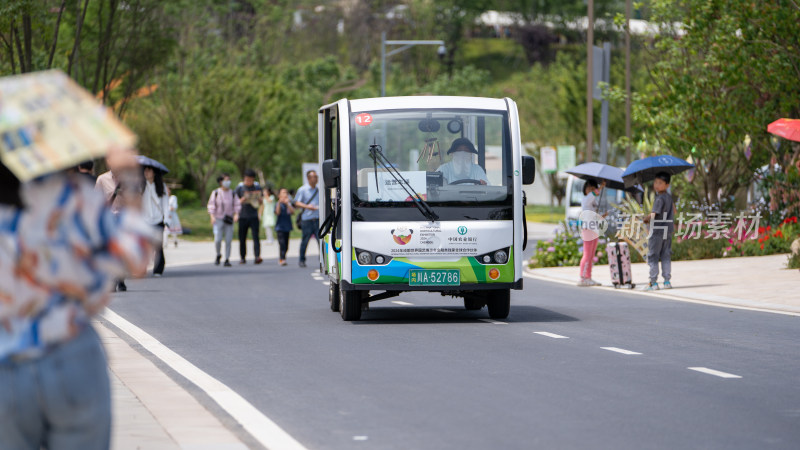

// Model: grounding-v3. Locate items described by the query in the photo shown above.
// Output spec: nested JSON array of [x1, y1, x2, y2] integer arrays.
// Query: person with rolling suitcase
[[607, 241, 635, 289]]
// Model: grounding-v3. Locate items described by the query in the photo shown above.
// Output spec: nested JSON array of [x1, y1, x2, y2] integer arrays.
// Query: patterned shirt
[[0, 173, 155, 361]]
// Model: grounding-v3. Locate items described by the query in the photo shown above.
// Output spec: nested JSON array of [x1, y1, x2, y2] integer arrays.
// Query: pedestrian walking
[[294, 170, 320, 268], [643, 172, 675, 290], [96, 166, 131, 291], [235, 169, 263, 264], [141, 164, 171, 276], [261, 186, 277, 245], [275, 188, 295, 266], [166, 193, 183, 247], [578, 179, 605, 287], [207, 174, 240, 267], [0, 157, 154, 450]]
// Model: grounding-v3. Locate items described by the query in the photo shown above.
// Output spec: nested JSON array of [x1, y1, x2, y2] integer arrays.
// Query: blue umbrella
[[622, 155, 693, 188], [136, 155, 169, 173], [566, 162, 642, 192]]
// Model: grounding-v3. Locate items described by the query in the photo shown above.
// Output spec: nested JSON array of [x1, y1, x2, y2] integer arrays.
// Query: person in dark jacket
[[235, 169, 263, 264]]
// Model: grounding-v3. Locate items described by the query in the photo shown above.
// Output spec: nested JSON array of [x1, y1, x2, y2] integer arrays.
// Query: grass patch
[[525, 204, 564, 224], [461, 38, 529, 82], [177, 206, 302, 241], [179, 203, 564, 241]]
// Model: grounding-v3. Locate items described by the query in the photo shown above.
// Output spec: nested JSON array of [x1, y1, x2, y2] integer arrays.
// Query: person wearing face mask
[[207, 174, 241, 267], [578, 179, 607, 287], [436, 137, 489, 185]]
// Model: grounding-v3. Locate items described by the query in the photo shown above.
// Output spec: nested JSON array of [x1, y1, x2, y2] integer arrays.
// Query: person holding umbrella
[[623, 156, 693, 291], [578, 179, 606, 286], [566, 162, 642, 287], [139, 156, 171, 276]]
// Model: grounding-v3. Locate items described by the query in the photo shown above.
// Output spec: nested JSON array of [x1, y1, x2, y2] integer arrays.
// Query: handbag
[[215, 189, 235, 225], [295, 188, 318, 229]]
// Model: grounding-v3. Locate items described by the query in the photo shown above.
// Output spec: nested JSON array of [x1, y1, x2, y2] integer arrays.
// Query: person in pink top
[[207, 174, 241, 266]]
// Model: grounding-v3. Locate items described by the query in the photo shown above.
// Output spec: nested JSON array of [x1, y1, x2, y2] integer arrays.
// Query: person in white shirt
[[578, 179, 606, 287], [141, 166, 170, 276], [436, 137, 489, 185]]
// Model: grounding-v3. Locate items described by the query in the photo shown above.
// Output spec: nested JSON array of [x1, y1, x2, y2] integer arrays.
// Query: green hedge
[[529, 216, 799, 269]]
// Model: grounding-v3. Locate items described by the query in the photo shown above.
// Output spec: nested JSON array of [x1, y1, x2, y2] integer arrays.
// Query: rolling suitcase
[[607, 242, 635, 289]]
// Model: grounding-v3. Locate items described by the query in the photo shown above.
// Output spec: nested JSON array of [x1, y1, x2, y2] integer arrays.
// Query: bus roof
[[334, 96, 511, 113]]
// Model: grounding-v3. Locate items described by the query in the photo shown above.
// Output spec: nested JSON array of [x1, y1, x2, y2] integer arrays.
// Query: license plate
[[409, 269, 460, 286]]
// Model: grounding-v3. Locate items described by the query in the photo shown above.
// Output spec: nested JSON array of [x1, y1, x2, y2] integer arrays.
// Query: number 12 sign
[[355, 113, 373, 126]]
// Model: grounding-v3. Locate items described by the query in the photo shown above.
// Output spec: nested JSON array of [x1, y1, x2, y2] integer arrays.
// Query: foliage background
[[2, 0, 799, 218]]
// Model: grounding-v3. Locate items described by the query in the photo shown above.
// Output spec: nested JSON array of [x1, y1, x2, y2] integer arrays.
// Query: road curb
[[522, 267, 800, 317]]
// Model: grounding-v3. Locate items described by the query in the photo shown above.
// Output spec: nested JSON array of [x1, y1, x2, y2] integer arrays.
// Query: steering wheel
[[450, 179, 483, 185]]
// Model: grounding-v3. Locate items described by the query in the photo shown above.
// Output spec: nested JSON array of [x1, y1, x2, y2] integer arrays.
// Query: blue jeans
[[0, 326, 111, 450], [299, 218, 319, 263]]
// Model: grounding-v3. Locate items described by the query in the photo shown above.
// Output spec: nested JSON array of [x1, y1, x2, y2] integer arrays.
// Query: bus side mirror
[[322, 159, 340, 189], [522, 156, 535, 185]]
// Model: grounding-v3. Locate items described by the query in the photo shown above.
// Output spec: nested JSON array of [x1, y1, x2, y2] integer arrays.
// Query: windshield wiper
[[368, 142, 439, 222]]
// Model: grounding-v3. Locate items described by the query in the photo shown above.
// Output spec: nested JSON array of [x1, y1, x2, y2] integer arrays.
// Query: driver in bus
[[436, 137, 489, 185]]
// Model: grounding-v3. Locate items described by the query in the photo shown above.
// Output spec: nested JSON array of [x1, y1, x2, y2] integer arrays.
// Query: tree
[[0, 0, 175, 117], [618, 0, 800, 205]]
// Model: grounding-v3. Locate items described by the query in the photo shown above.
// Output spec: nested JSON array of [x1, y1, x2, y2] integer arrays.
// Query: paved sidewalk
[[108, 238, 317, 449], [159, 237, 319, 268], [526, 253, 800, 315], [100, 322, 247, 449]]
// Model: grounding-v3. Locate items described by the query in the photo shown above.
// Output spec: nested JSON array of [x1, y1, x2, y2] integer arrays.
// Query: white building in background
[[477, 10, 681, 37]]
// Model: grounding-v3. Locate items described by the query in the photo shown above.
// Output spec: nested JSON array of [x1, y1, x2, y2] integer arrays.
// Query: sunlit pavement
[[107, 232, 799, 449]]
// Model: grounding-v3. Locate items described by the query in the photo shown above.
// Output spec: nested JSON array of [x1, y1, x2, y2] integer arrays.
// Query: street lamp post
[[381, 32, 446, 97]]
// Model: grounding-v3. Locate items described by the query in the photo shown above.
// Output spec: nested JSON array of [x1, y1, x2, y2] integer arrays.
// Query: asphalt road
[[107, 259, 800, 450]]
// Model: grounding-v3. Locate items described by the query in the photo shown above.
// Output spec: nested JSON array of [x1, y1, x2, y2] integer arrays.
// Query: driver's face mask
[[452, 151, 473, 175]]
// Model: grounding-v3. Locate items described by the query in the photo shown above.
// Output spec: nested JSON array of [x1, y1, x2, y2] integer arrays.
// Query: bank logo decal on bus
[[391, 226, 414, 245], [457, 226, 468, 235]]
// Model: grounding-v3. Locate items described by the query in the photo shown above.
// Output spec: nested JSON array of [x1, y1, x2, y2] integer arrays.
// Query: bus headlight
[[493, 250, 508, 264], [482, 255, 491, 263], [354, 248, 392, 265], [357, 251, 372, 265]]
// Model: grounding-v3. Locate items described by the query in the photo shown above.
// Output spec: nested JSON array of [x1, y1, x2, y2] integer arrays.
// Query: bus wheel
[[487, 289, 510, 319], [340, 288, 362, 321], [329, 281, 340, 312], [463, 294, 485, 310]]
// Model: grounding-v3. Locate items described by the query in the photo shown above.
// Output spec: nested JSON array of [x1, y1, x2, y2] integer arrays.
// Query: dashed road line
[[534, 331, 569, 339], [688, 367, 742, 379], [391, 301, 414, 306], [601, 347, 642, 355]]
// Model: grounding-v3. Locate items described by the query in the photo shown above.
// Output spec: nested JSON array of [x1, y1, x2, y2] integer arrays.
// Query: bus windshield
[[352, 109, 511, 205]]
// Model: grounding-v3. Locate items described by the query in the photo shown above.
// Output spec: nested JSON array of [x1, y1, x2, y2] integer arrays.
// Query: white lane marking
[[434, 309, 455, 314], [534, 331, 569, 339], [102, 309, 308, 450], [601, 347, 642, 355], [688, 367, 742, 379], [322, 281, 330, 286], [391, 301, 414, 306], [353, 436, 369, 441], [479, 319, 508, 324]]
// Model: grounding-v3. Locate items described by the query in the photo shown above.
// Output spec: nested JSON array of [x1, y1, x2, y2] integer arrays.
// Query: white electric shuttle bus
[[318, 96, 535, 321]]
